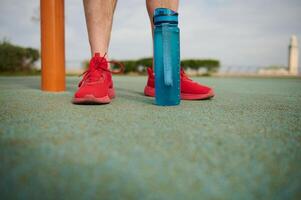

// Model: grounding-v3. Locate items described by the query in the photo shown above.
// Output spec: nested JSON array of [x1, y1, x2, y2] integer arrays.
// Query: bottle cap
[[153, 8, 178, 25]]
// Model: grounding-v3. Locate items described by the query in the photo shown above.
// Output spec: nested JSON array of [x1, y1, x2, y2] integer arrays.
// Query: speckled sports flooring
[[0, 76, 301, 199]]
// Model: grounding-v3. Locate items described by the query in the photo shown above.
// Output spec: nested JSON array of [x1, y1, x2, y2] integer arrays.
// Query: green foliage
[[136, 58, 153, 68], [83, 57, 220, 74], [82, 60, 90, 70], [121, 60, 137, 73], [0, 40, 40, 72], [106, 58, 152, 74], [181, 59, 220, 73]]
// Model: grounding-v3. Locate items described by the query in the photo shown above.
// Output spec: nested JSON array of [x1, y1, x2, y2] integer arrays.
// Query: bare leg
[[83, 0, 117, 58]]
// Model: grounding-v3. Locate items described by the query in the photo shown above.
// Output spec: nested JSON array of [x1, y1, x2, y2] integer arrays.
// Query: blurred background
[[0, 0, 300, 75]]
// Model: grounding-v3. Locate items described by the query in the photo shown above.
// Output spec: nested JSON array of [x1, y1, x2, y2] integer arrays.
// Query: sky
[[0, 0, 301, 70]]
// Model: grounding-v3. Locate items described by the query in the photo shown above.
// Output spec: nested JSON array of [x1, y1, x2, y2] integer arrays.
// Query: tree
[[0, 40, 40, 72], [84, 57, 220, 74], [181, 59, 220, 73]]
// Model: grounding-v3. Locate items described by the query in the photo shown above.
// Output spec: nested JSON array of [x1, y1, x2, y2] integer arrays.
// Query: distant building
[[258, 35, 299, 76], [288, 35, 298, 75]]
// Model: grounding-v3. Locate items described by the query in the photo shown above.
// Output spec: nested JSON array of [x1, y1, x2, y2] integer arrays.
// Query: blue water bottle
[[153, 8, 180, 106]]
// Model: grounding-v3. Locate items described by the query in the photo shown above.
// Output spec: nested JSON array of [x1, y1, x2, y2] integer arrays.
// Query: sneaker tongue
[[91, 55, 109, 70], [181, 68, 192, 81], [180, 68, 186, 77], [87, 55, 109, 81]]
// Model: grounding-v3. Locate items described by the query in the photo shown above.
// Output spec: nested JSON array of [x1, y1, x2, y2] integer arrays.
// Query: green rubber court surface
[[0, 76, 301, 199]]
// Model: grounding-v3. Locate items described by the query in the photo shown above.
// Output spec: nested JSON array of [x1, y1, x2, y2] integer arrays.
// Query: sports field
[[0, 76, 301, 199]]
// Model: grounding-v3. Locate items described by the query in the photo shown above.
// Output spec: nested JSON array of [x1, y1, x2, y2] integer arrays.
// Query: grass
[[0, 76, 301, 199]]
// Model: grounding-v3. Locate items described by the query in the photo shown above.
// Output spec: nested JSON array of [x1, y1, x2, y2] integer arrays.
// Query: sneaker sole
[[72, 88, 115, 104], [144, 86, 215, 100]]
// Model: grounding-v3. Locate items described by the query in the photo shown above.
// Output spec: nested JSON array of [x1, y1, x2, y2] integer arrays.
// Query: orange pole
[[41, 0, 65, 92]]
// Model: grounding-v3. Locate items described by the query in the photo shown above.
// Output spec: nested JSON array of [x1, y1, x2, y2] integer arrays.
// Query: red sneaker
[[73, 53, 124, 104], [144, 67, 215, 100]]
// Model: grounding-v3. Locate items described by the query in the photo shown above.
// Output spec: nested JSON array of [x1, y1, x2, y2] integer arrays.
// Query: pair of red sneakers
[[73, 53, 214, 104]]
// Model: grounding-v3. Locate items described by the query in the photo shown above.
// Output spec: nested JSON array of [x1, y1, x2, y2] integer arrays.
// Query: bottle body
[[154, 8, 180, 106]]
